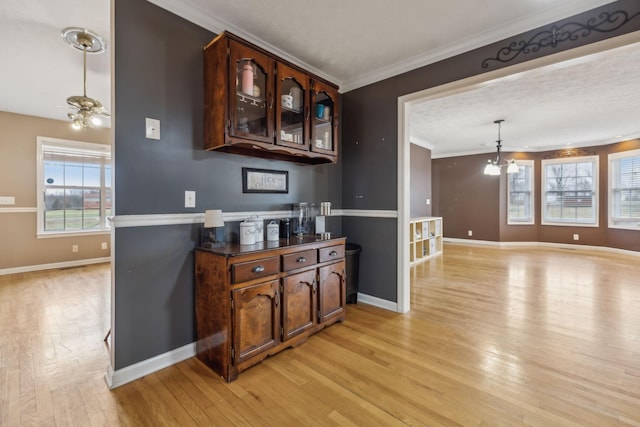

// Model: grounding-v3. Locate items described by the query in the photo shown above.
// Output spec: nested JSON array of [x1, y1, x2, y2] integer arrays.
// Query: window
[[37, 137, 111, 237], [609, 149, 640, 230], [541, 156, 598, 226], [507, 160, 534, 225]]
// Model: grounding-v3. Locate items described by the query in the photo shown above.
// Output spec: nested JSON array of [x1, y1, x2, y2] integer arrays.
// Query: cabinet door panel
[[281, 270, 316, 341], [276, 63, 310, 150], [232, 280, 279, 364], [229, 40, 274, 144], [310, 80, 338, 156], [318, 261, 345, 323]]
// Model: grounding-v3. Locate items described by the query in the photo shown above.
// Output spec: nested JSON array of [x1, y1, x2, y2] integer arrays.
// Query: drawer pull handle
[[296, 257, 307, 263], [329, 251, 338, 256], [252, 265, 265, 273]]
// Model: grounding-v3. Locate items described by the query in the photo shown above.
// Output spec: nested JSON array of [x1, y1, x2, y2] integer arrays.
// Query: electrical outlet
[[573, 234, 579, 241], [468, 230, 473, 237], [72, 244, 79, 253], [426, 198, 431, 205], [101, 242, 108, 250], [185, 190, 196, 208], [0, 196, 15, 205]]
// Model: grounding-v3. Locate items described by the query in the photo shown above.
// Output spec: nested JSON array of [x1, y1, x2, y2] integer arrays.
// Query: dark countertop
[[197, 236, 346, 257]]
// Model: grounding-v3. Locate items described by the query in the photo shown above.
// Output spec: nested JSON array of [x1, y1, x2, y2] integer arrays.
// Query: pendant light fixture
[[61, 27, 109, 129], [483, 119, 519, 175]]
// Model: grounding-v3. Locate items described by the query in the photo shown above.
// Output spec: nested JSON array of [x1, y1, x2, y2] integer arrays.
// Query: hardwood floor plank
[[2, 245, 640, 425]]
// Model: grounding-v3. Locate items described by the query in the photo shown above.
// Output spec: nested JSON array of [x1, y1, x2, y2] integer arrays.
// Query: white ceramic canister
[[239, 221, 256, 245], [247, 215, 264, 242], [266, 221, 279, 241]]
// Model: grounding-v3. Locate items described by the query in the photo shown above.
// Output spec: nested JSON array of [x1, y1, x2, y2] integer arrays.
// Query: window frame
[[507, 160, 535, 225], [541, 155, 599, 227], [608, 148, 640, 230], [36, 136, 112, 238]]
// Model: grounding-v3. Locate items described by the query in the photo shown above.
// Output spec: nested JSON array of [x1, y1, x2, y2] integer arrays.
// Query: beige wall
[[0, 111, 111, 272]]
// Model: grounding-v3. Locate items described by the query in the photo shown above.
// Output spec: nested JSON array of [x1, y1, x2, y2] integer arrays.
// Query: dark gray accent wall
[[410, 143, 432, 218], [342, 217, 397, 302], [342, 1, 640, 303], [113, 0, 342, 368]]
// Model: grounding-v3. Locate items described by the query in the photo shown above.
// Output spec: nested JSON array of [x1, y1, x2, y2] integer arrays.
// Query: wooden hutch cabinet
[[195, 237, 346, 382], [204, 31, 339, 164]]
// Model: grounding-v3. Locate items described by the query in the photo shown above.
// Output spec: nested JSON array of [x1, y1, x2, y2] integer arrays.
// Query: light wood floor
[[2, 244, 640, 426]]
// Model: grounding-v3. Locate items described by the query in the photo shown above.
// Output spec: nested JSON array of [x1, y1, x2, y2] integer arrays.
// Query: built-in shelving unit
[[409, 217, 443, 265]]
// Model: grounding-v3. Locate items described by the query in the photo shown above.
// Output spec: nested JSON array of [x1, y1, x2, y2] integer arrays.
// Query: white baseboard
[[443, 238, 640, 256], [105, 342, 196, 389], [0, 257, 112, 276], [356, 292, 398, 312]]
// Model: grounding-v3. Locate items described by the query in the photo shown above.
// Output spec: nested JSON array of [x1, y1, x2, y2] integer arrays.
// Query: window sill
[[37, 229, 111, 239]]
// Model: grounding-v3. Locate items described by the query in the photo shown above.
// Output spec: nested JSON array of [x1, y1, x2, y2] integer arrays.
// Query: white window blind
[[542, 156, 598, 226], [507, 161, 534, 224], [609, 149, 640, 230]]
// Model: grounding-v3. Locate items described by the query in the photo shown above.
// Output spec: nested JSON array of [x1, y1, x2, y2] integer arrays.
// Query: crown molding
[[341, 1, 616, 91], [145, 0, 341, 88], [146, 0, 614, 93]]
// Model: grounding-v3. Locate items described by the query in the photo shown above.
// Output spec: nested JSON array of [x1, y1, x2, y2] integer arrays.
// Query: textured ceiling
[[410, 41, 640, 158], [0, 0, 629, 157]]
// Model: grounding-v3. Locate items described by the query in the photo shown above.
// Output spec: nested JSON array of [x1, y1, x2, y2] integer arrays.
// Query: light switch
[[146, 118, 160, 140], [0, 196, 15, 205], [185, 191, 196, 208]]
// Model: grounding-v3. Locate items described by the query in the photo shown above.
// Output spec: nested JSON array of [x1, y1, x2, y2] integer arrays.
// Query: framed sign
[[242, 167, 289, 193]]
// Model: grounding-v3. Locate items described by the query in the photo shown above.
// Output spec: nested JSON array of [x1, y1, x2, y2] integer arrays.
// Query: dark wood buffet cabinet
[[195, 237, 346, 382], [204, 31, 340, 164]]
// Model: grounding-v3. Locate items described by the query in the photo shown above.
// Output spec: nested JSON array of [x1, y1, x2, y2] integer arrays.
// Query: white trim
[[608, 148, 640, 230], [541, 155, 599, 227], [444, 238, 640, 256], [0, 207, 37, 214], [105, 342, 196, 389], [337, 209, 397, 218], [145, 0, 339, 88], [397, 99, 411, 314], [147, 1, 615, 92], [111, 209, 397, 228], [356, 293, 398, 312], [398, 33, 640, 324], [507, 160, 535, 225], [0, 257, 111, 276]]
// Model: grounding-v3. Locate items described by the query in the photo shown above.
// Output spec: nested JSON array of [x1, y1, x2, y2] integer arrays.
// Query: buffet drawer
[[282, 249, 317, 272], [231, 257, 279, 284], [318, 245, 345, 262]]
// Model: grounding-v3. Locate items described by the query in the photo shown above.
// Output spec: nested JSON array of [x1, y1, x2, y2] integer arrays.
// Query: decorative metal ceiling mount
[[481, 9, 640, 69], [61, 27, 109, 129], [483, 119, 518, 176]]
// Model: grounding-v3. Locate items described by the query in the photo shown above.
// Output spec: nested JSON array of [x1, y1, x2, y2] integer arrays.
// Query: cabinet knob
[[296, 257, 307, 263], [329, 251, 338, 256], [252, 265, 265, 273]]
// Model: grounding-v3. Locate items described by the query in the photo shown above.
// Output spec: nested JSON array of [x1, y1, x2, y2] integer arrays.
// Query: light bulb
[[71, 120, 83, 130], [507, 160, 519, 174], [90, 115, 101, 126]]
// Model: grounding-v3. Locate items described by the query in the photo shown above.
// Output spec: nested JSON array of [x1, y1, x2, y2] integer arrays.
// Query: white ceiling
[[2, 0, 632, 158]]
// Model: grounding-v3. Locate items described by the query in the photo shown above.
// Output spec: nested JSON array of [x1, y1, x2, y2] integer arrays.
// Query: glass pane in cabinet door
[[280, 78, 305, 145], [234, 58, 268, 138], [313, 92, 333, 151]]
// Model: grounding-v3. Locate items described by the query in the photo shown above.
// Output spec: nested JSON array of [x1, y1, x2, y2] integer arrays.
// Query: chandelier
[[61, 27, 109, 129], [483, 119, 518, 175]]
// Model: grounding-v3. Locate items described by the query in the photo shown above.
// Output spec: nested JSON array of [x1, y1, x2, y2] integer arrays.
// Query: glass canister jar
[[292, 202, 309, 237]]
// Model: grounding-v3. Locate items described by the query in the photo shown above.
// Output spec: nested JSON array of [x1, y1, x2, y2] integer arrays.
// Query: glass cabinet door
[[276, 63, 309, 150], [229, 40, 274, 144], [310, 81, 338, 155]]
